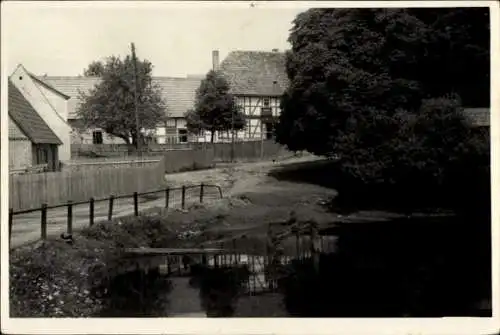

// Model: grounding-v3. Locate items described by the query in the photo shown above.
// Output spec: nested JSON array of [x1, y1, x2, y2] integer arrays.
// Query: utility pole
[[260, 122, 264, 160], [131, 42, 141, 154], [231, 107, 235, 162]]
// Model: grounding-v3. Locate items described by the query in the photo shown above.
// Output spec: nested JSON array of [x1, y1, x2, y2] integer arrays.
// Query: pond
[[95, 215, 491, 317]]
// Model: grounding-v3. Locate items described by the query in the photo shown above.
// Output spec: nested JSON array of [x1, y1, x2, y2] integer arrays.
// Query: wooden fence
[[72, 143, 192, 158], [9, 163, 165, 211], [62, 159, 161, 173], [72, 140, 292, 162], [160, 149, 215, 173], [193, 140, 291, 162]]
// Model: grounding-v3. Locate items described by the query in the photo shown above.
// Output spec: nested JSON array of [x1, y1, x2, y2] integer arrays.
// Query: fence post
[[89, 197, 95, 227], [218, 186, 223, 199], [41, 203, 48, 240], [9, 208, 14, 244], [133, 192, 139, 216], [181, 185, 186, 209], [108, 195, 114, 221], [67, 201, 73, 235], [200, 183, 204, 203], [165, 188, 170, 208]]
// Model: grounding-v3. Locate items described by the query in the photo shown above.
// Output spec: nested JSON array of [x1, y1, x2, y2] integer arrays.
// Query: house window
[[178, 129, 188, 143], [92, 131, 103, 144], [263, 98, 270, 107]]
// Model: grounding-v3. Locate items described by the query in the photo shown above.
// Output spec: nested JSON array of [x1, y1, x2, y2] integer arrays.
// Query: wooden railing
[[9, 183, 223, 246]]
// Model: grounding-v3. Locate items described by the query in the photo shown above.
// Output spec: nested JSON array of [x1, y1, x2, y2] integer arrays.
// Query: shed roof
[[37, 76, 202, 119], [219, 50, 289, 96], [8, 80, 62, 144]]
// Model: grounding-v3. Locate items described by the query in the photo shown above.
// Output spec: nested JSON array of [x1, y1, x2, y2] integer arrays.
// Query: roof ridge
[[40, 75, 201, 80], [8, 79, 62, 145]]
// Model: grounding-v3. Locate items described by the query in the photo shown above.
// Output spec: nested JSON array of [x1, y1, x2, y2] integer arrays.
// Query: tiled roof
[[8, 80, 62, 144], [463, 108, 490, 127], [37, 76, 201, 119], [219, 50, 289, 96], [154, 77, 201, 118], [28, 73, 71, 100]]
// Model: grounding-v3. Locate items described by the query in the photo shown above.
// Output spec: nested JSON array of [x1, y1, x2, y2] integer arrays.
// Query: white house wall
[[71, 127, 128, 144], [34, 81, 69, 121], [10, 66, 72, 162], [8, 116, 32, 171]]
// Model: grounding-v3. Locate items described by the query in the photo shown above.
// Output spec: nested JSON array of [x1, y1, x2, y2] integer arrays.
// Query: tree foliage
[[83, 61, 106, 77], [276, 8, 490, 198], [77, 56, 166, 145], [185, 70, 245, 143]]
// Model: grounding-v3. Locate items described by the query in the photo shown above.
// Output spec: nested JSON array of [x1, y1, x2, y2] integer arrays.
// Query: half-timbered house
[[194, 49, 288, 142]]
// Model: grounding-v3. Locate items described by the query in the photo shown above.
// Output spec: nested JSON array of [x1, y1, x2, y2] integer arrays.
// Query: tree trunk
[[210, 129, 215, 143], [118, 134, 130, 145]]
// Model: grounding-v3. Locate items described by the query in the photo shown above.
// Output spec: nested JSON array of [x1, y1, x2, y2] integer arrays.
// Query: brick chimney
[[212, 50, 219, 71]]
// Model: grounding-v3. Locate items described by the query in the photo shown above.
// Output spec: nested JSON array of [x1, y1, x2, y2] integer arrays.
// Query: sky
[[2, 1, 308, 78]]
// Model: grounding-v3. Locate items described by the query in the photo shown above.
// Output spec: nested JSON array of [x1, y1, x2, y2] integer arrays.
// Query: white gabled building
[[9, 64, 72, 163]]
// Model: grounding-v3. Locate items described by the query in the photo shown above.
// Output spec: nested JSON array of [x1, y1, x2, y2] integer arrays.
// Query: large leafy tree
[[77, 55, 166, 145], [277, 9, 429, 156], [83, 61, 105, 77], [185, 70, 245, 143], [408, 8, 490, 107], [276, 8, 489, 184]]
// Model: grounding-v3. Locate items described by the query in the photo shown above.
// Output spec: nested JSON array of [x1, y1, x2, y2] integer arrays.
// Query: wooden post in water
[[108, 195, 114, 221], [133, 192, 139, 216], [292, 227, 300, 259], [67, 200, 73, 235], [165, 188, 170, 208], [41, 203, 48, 240], [266, 223, 275, 290], [310, 221, 320, 273], [89, 198, 95, 227], [232, 238, 238, 264]]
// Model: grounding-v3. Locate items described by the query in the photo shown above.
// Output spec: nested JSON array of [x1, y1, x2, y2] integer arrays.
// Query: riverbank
[[9, 158, 339, 317], [9, 157, 490, 317]]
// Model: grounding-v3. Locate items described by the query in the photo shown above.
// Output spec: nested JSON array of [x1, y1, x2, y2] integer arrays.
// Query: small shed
[[7, 80, 62, 173]]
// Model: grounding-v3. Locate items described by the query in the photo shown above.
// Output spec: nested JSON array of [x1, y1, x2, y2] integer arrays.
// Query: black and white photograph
[[1, 1, 498, 333]]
